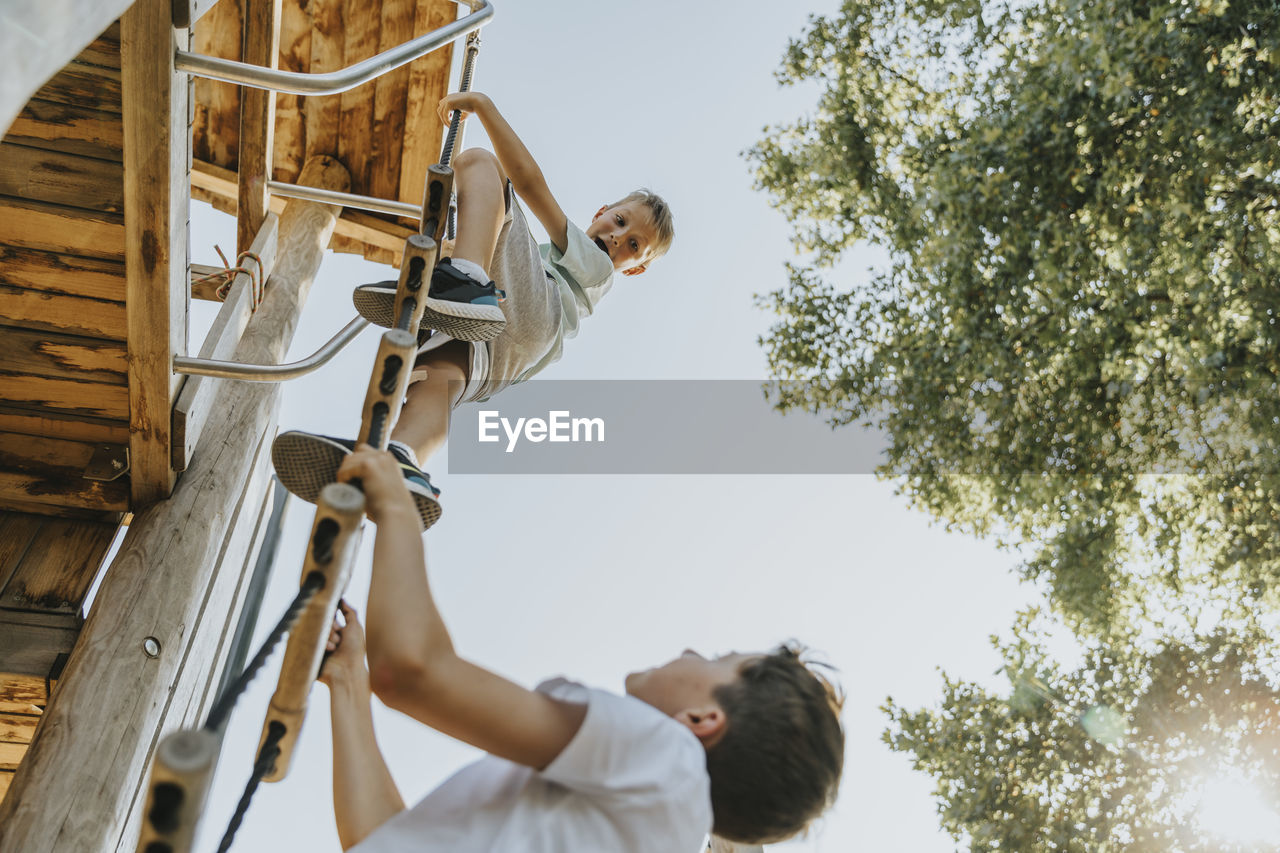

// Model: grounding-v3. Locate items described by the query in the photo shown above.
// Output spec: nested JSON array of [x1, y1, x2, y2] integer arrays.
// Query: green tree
[[884, 614, 1280, 851], [748, 0, 1280, 626]]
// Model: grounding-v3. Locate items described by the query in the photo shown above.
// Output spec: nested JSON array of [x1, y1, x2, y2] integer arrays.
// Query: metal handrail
[[174, 318, 370, 381], [175, 0, 493, 95], [266, 181, 422, 218]]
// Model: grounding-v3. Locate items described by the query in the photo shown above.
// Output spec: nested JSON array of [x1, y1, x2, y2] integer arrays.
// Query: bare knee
[[453, 148, 504, 184]]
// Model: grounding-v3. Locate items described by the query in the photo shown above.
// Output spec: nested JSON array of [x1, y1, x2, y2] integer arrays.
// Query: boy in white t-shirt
[[272, 92, 675, 531], [320, 446, 844, 851]]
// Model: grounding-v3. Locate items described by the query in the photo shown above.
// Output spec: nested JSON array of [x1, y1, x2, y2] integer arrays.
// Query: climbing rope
[[215, 722, 286, 853], [442, 31, 481, 240], [204, 572, 326, 733], [193, 245, 266, 311]]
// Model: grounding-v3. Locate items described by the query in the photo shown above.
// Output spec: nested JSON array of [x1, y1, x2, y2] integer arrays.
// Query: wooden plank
[[398, 0, 453, 209], [0, 159, 349, 853], [0, 143, 123, 213], [0, 497, 124, 524], [0, 771, 12, 801], [0, 742, 24, 772], [367, 0, 411, 201], [5, 100, 124, 161], [0, 407, 129, 446], [0, 612, 81, 675], [0, 285, 126, 340], [271, 0, 312, 184], [0, 247, 125, 303], [0, 197, 125, 260], [191, 0, 242, 167], [238, 0, 282, 254], [0, 517, 116, 614], [304, 0, 345, 160], [75, 26, 123, 71], [173, 212, 280, 470], [339, 0, 381, 194], [0, 674, 47, 714], [30, 62, 123, 115], [0, 432, 130, 514], [122, 0, 189, 506], [0, 328, 127, 385], [0, 516, 42, 596], [0, 713, 39, 745], [0, 374, 128, 421]]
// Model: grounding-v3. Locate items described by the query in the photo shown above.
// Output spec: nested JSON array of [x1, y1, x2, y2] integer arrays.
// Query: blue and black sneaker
[[352, 258, 506, 342], [271, 431, 442, 530]]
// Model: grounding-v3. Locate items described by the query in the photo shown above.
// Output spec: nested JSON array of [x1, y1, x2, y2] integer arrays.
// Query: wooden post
[[0, 156, 350, 853], [237, 0, 281, 256], [123, 0, 189, 506]]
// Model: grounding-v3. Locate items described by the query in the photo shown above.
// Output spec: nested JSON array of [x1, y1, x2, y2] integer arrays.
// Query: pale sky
[[191, 2, 1038, 850]]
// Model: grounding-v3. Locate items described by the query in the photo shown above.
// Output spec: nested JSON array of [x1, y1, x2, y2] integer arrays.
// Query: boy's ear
[[621, 263, 647, 277], [592, 204, 608, 221], [674, 707, 727, 746]]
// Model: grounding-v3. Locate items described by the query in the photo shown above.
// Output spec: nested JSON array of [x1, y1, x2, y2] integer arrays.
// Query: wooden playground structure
[[0, 1, 485, 848]]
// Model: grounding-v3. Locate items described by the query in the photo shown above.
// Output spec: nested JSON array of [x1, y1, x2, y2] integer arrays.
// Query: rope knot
[[194, 246, 267, 311]]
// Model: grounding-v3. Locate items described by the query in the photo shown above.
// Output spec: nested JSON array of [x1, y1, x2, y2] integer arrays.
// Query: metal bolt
[[11, 592, 25, 603], [143, 637, 162, 658]]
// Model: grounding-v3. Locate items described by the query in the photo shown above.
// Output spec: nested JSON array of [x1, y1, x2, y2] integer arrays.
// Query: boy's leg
[[449, 147, 507, 275], [352, 149, 509, 340], [391, 340, 471, 464]]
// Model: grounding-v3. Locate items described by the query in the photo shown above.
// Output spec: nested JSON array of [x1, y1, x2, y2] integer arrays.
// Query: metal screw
[[143, 637, 161, 658]]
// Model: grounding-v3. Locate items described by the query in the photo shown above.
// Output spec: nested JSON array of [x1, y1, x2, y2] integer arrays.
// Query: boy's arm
[[319, 602, 406, 850], [338, 448, 587, 771], [438, 92, 571, 252]]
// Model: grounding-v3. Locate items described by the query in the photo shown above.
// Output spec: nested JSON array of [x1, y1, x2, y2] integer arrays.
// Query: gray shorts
[[409, 182, 560, 406]]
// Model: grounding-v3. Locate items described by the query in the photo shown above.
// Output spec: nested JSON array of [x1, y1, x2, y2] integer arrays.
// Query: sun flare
[[1197, 771, 1280, 844]]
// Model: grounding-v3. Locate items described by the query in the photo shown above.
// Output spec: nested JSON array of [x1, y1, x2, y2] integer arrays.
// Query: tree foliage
[[885, 614, 1280, 851], [748, 0, 1280, 625]]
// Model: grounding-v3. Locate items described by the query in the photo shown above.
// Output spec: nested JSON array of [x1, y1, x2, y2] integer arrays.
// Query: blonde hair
[[610, 188, 675, 263]]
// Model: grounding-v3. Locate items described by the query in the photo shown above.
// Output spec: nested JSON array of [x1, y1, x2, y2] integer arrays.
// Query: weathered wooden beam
[[0, 198, 125, 261], [172, 212, 280, 471], [0, 612, 78, 677], [122, 0, 190, 507], [5, 101, 124, 161], [192, 158, 416, 263], [0, 157, 349, 853], [398, 0, 454, 214], [0, 406, 129, 447], [0, 7, 132, 134], [237, 0, 281, 256]]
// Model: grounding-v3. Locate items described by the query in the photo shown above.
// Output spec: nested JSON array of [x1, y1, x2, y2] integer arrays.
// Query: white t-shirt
[[350, 679, 713, 853]]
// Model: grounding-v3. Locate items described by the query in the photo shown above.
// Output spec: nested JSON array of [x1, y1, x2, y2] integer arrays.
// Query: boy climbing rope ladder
[[272, 91, 675, 527], [320, 445, 844, 850]]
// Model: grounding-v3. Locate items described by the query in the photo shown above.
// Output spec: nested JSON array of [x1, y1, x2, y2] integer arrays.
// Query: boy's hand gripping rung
[[257, 483, 365, 783], [419, 164, 454, 246], [133, 728, 220, 853]]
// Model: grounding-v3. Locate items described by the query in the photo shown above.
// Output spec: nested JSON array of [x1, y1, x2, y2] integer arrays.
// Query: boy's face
[[625, 649, 759, 718], [586, 201, 658, 276]]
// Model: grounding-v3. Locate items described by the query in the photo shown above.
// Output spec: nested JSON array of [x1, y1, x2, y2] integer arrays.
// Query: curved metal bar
[[266, 181, 422, 218], [175, 0, 493, 95], [173, 318, 370, 381]]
